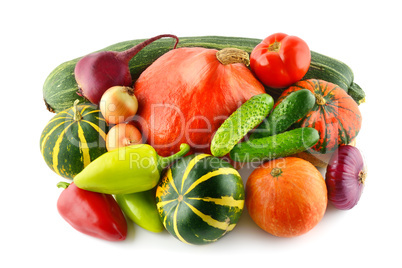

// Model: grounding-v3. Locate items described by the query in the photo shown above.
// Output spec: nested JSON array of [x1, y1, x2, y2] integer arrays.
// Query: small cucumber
[[250, 89, 315, 139], [229, 127, 319, 162], [210, 93, 274, 157]]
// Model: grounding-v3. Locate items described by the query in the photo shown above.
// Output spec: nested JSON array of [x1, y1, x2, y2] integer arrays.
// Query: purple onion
[[325, 145, 367, 210]]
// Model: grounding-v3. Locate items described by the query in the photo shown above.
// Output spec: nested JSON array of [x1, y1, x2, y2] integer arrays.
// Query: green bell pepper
[[73, 143, 190, 194], [115, 189, 164, 233]]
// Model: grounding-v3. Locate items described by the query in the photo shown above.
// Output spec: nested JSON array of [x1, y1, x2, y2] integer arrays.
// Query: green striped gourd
[[156, 154, 245, 245], [40, 100, 108, 179]]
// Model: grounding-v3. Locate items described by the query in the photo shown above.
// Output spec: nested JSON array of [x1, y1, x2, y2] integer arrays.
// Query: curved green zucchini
[[43, 36, 365, 113]]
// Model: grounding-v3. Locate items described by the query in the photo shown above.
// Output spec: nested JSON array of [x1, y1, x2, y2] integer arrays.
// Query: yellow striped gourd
[[40, 100, 108, 179], [156, 154, 245, 245]]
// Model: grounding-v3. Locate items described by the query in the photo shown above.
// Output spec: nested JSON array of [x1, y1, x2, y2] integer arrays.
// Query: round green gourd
[[156, 154, 245, 245], [40, 100, 108, 179]]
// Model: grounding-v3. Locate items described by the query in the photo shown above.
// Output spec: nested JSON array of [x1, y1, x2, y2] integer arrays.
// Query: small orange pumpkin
[[275, 79, 362, 154], [246, 157, 327, 237]]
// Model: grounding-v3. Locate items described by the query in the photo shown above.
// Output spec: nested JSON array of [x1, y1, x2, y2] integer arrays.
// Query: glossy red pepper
[[250, 33, 311, 88], [57, 182, 127, 241]]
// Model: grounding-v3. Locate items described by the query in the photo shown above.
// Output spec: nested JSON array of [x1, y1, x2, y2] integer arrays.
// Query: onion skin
[[100, 86, 138, 125], [325, 145, 366, 210], [106, 123, 142, 151]]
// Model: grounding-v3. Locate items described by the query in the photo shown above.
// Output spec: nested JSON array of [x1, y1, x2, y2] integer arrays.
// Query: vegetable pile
[[40, 33, 367, 244]]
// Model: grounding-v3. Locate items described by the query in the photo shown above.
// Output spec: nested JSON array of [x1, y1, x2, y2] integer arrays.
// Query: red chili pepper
[[250, 33, 311, 89], [56, 182, 127, 241]]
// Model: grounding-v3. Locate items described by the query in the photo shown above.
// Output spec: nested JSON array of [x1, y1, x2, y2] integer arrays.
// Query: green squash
[[156, 154, 245, 245], [40, 100, 108, 179]]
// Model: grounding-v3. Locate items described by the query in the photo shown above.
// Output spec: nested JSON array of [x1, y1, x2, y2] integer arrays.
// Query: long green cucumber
[[250, 89, 315, 140], [210, 93, 274, 157], [229, 127, 319, 163], [43, 36, 365, 113]]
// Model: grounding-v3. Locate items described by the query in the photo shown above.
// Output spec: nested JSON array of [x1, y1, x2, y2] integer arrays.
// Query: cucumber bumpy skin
[[229, 127, 319, 163], [43, 36, 365, 113], [210, 93, 274, 157], [250, 89, 315, 140]]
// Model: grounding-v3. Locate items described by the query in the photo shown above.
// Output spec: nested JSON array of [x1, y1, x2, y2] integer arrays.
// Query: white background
[[1, 0, 401, 267]]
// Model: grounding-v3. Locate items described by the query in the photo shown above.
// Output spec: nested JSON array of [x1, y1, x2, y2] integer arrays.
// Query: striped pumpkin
[[276, 79, 362, 154], [156, 154, 245, 245], [40, 100, 108, 179]]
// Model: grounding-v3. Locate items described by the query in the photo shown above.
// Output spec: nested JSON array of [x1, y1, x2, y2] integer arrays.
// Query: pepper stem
[[57, 181, 71, 189], [72, 99, 82, 121], [216, 48, 250, 66], [158, 143, 190, 171]]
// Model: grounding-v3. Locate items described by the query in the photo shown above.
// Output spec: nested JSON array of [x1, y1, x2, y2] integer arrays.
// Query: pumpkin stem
[[216, 48, 250, 66], [314, 93, 326, 106], [72, 99, 83, 121], [270, 168, 283, 178]]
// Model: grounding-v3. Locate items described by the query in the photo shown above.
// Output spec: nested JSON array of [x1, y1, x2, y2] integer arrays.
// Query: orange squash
[[246, 157, 327, 237], [275, 79, 362, 154], [133, 47, 265, 157]]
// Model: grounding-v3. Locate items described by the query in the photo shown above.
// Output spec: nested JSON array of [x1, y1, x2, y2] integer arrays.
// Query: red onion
[[325, 145, 367, 210], [74, 34, 179, 105]]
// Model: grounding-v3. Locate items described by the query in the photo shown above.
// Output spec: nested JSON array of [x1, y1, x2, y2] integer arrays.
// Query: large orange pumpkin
[[246, 157, 327, 237], [133, 47, 265, 157], [275, 79, 362, 154]]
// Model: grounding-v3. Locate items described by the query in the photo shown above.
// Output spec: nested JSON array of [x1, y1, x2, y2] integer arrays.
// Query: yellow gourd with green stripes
[[156, 154, 245, 245], [40, 100, 108, 179]]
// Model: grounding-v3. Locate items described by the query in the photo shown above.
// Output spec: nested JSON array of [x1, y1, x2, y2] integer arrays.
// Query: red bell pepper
[[56, 182, 127, 241], [250, 33, 311, 88]]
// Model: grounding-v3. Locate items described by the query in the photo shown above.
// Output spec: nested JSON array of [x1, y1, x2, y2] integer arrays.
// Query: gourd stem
[[72, 99, 82, 121], [57, 181, 71, 189], [216, 48, 250, 66], [158, 143, 191, 171]]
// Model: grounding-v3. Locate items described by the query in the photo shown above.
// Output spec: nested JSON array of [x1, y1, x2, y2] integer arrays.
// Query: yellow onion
[[106, 122, 142, 151], [100, 86, 138, 125]]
